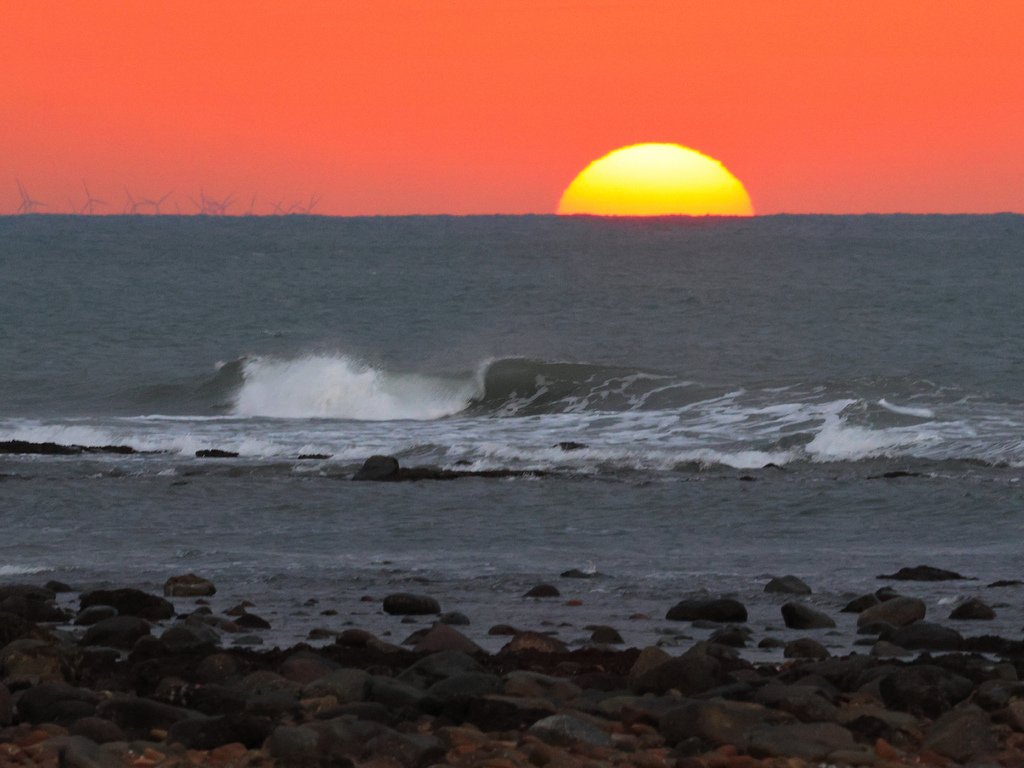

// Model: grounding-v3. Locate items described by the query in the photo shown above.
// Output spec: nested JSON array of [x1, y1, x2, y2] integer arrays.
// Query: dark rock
[[367, 675, 425, 708], [297, 454, 331, 460], [746, 722, 856, 760], [279, 650, 339, 684], [590, 626, 624, 644], [364, 729, 444, 768], [858, 620, 897, 636], [632, 646, 722, 695], [195, 449, 239, 458], [0, 611, 34, 646], [163, 573, 216, 597], [195, 652, 239, 684], [400, 650, 483, 687], [439, 611, 470, 626], [0, 638, 68, 682], [426, 672, 503, 703], [784, 638, 830, 659], [412, 624, 482, 655], [887, 622, 963, 651], [498, 632, 568, 655], [0, 584, 55, 602], [841, 594, 880, 613], [781, 602, 836, 629], [382, 593, 440, 616], [159, 623, 220, 653], [74, 605, 118, 626], [15, 682, 99, 725], [181, 684, 247, 716], [529, 714, 612, 747], [949, 597, 995, 620], [234, 612, 271, 629], [44, 581, 73, 594], [167, 713, 273, 749], [488, 624, 518, 636], [234, 670, 298, 698], [81, 615, 151, 649], [878, 565, 969, 581], [754, 684, 839, 722], [554, 441, 587, 451], [69, 716, 124, 744], [921, 704, 998, 762], [43, 735, 125, 768], [765, 575, 812, 595], [79, 588, 173, 621], [0, 594, 69, 623], [267, 724, 320, 767], [0, 682, 10, 726], [857, 596, 925, 627], [560, 568, 598, 579], [666, 598, 747, 623], [757, 637, 787, 649], [95, 695, 197, 738], [0, 440, 81, 455], [878, 665, 974, 718], [302, 668, 370, 703], [353, 455, 400, 481], [875, 586, 901, 601], [988, 579, 1023, 588], [871, 640, 912, 657], [524, 584, 560, 598], [661, 698, 787, 746]]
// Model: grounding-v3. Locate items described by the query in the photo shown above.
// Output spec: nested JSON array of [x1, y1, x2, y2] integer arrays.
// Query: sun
[[557, 143, 754, 217]]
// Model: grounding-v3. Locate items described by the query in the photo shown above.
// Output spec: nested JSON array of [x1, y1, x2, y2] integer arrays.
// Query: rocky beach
[[3, 564, 1024, 768]]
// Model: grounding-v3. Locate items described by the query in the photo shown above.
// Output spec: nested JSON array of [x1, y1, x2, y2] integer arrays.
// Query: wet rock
[[159, 623, 220, 653], [555, 441, 588, 451], [666, 598, 747, 623], [234, 612, 271, 629], [988, 579, 1023, 588], [754, 684, 839, 722], [746, 722, 856, 760], [69, 716, 124, 744], [529, 713, 612, 748], [887, 621, 963, 651], [73, 605, 118, 626], [857, 596, 925, 628], [949, 597, 995, 620], [499, 632, 568, 655], [504, 671, 581, 701], [878, 665, 974, 718], [632, 645, 722, 695], [921, 704, 998, 762], [784, 638, 830, 659], [16, 682, 100, 725], [267, 724, 319, 767], [765, 575, 812, 595], [166, 713, 273, 749], [0, 594, 69, 623], [43, 581, 72, 593], [0, 682, 10, 725], [524, 584, 560, 598], [781, 602, 836, 629], [487, 624, 518, 636], [878, 565, 969, 581], [353, 455, 400, 480], [43, 735, 125, 768], [841, 594, 880, 613], [426, 671, 503, 704], [871, 640, 912, 657], [79, 588, 174, 621], [382, 593, 440, 616], [412, 623, 483, 655], [195, 652, 239, 684], [661, 698, 787, 746], [279, 650, 339, 684], [80, 615, 151, 649], [590, 625, 624, 644], [367, 675, 425, 708], [95, 695, 197, 738], [0, 638, 68, 682], [439, 611, 470, 626], [708, 625, 750, 647], [195, 449, 239, 458], [301, 668, 370, 703], [875, 586, 901, 601], [0, 611, 34, 646], [163, 574, 216, 597], [560, 568, 598, 579], [399, 650, 483, 690], [234, 670, 299, 698]]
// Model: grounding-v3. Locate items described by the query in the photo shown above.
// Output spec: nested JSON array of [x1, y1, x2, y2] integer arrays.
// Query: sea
[[2, 213, 1023, 657]]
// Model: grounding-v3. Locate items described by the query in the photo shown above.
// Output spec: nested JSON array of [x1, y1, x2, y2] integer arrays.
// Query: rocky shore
[[2, 572, 1024, 768]]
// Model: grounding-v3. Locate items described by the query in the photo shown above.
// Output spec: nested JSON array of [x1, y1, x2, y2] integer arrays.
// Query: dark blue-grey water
[[2, 214, 1023, 655]]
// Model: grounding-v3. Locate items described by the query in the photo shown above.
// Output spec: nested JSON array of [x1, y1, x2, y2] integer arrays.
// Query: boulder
[[382, 593, 440, 616], [784, 638, 830, 659], [0, 584, 55, 602], [0, 594, 69, 623], [1, 638, 69, 682], [781, 602, 836, 629], [921, 704, 998, 762], [439, 611, 470, 626], [426, 672, 503, 703], [499, 632, 567, 655], [878, 565, 968, 581], [754, 684, 839, 722], [95, 695, 198, 738], [529, 714, 612, 748], [301, 668, 370, 703], [856, 596, 925, 628], [765, 575, 812, 595], [74, 605, 118, 626], [234, 612, 271, 629], [631, 646, 722, 696], [267, 724, 320, 766], [524, 584, 560, 598], [412, 623, 483, 655], [878, 665, 973, 718], [81, 615, 151, 649], [661, 698, 787, 746], [79, 588, 174, 621], [69, 716, 125, 744], [841, 594, 879, 613], [159, 623, 220, 653], [949, 597, 995, 620], [590, 625, 624, 644], [666, 598, 747, 623], [353, 455, 400, 481], [163, 574, 216, 597], [746, 722, 856, 761], [0, 611, 34, 646], [0, 682, 10, 726], [167, 713, 273, 749], [16, 682, 100, 725], [887, 622, 963, 651]]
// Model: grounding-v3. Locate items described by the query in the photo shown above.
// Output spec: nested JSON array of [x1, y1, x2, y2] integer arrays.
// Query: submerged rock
[[878, 565, 970, 581], [765, 575, 812, 595], [666, 598, 747, 623]]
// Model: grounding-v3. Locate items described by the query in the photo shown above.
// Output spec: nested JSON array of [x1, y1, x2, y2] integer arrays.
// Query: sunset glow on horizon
[[2, 2, 1022, 216]]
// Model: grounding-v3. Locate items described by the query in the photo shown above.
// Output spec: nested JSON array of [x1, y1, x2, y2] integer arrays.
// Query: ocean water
[[2, 213, 1023, 655]]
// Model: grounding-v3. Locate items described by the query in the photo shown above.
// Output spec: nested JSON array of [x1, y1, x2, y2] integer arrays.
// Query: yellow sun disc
[[557, 143, 753, 217]]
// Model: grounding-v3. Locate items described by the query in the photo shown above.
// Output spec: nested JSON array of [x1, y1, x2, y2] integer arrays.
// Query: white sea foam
[[879, 399, 935, 418], [0, 564, 50, 576], [232, 355, 478, 420]]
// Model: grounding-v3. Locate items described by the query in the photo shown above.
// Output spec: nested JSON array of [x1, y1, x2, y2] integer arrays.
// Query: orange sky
[[2, 1, 1022, 215]]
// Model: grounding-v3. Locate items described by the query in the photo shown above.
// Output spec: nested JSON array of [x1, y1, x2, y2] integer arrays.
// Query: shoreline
[[3, 576, 1024, 766]]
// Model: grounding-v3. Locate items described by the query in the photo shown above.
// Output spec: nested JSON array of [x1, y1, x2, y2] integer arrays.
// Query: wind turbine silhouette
[[141, 191, 173, 215], [123, 187, 143, 214], [15, 179, 45, 214], [271, 200, 287, 215], [81, 181, 106, 215], [244, 195, 257, 216]]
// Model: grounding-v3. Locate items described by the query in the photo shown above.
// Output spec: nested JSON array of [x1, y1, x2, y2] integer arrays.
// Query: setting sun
[[557, 143, 754, 217]]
